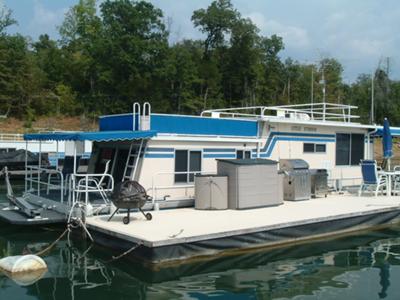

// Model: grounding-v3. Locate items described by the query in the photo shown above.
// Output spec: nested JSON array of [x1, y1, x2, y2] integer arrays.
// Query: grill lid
[[279, 159, 309, 170]]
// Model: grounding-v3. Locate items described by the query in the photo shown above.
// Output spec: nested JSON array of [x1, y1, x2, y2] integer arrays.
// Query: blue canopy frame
[[24, 130, 157, 142]]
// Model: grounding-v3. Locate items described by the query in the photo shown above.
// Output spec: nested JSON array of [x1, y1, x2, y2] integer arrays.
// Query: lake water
[[1, 183, 400, 299]]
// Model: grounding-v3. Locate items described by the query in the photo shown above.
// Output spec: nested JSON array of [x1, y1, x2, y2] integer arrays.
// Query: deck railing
[[0, 133, 24, 141], [201, 102, 359, 123], [26, 165, 64, 203]]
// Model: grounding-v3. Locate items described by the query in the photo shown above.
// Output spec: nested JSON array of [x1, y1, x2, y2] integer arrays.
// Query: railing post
[[85, 175, 89, 205], [38, 141, 41, 196], [25, 141, 28, 193], [133, 102, 141, 131], [348, 107, 351, 122], [60, 173, 64, 204]]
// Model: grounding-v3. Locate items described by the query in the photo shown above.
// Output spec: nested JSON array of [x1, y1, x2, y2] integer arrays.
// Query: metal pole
[[371, 72, 375, 124], [56, 141, 59, 170], [311, 65, 314, 119], [72, 142, 77, 204], [25, 141, 28, 193], [38, 141, 41, 196]]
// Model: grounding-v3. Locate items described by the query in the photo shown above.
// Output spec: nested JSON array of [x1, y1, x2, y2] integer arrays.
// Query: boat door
[[111, 148, 129, 183]]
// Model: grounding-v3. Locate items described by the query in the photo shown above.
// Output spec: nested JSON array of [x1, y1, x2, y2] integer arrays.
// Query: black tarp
[[0, 149, 49, 170]]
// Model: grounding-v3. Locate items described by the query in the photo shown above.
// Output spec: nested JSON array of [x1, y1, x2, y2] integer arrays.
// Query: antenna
[[371, 71, 374, 124]]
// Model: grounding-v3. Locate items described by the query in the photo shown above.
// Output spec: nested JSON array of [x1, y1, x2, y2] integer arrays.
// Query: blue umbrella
[[383, 118, 393, 158], [383, 118, 393, 171]]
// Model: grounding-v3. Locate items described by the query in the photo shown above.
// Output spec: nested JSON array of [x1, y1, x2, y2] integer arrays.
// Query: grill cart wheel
[[123, 216, 130, 225], [145, 213, 152, 220]]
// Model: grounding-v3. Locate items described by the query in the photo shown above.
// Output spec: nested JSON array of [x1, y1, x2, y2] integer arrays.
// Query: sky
[[3, 0, 400, 82]]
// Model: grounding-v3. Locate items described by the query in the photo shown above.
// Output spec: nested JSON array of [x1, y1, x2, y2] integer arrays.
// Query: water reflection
[[1, 225, 400, 299]]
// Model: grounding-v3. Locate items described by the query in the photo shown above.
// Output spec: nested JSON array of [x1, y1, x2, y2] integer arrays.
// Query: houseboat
[[1, 102, 400, 265]]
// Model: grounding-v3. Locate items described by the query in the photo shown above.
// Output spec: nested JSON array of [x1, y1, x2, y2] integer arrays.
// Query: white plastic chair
[[392, 166, 400, 194], [76, 160, 111, 203]]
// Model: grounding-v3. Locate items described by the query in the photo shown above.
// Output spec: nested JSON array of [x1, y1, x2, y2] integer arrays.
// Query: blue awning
[[372, 127, 400, 137], [24, 130, 157, 142]]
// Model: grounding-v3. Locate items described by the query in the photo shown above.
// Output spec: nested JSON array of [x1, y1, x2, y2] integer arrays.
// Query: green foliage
[[0, 4, 16, 34], [192, 0, 238, 53], [0, 0, 397, 128]]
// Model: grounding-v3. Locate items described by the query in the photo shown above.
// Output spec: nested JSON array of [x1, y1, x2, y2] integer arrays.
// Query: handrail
[[26, 165, 64, 203], [201, 102, 360, 123], [141, 102, 151, 130], [132, 102, 140, 131], [0, 133, 24, 141]]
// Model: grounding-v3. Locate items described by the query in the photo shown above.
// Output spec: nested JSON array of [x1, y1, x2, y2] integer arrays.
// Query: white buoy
[[0, 255, 47, 285]]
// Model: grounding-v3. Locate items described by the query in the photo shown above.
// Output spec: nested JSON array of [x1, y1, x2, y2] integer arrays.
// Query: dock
[[86, 194, 400, 266]]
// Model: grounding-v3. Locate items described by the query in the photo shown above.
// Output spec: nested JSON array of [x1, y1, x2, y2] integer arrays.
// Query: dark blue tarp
[[382, 118, 393, 158], [24, 130, 157, 141]]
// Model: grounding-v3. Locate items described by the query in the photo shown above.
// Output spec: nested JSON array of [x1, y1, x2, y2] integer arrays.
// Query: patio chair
[[358, 160, 387, 196], [62, 156, 81, 195], [46, 155, 81, 195], [76, 160, 111, 204], [392, 165, 400, 195]]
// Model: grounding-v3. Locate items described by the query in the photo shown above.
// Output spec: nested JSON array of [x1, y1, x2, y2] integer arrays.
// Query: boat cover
[[0, 150, 48, 169]]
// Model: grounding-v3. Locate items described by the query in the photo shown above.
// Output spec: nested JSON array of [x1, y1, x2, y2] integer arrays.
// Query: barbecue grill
[[107, 181, 152, 224], [280, 159, 311, 201]]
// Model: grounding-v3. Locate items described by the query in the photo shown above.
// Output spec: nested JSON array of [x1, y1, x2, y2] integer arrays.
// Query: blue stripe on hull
[[144, 153, 174, 158], [203, 154, 236, 159], [203, 148, 236, 153]]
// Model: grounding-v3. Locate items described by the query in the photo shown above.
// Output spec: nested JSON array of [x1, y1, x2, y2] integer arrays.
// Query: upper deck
[[99, 102, 378, 139]]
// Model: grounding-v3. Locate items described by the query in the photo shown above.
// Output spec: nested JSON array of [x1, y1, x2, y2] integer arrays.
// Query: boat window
[[336, 133, 364, 166], [350, 134, 364, 165], [316, 144, 326, 153], [303, 143, 315, 153], [189, 151, 202, 182], [175, 150, 188, 182], [174, 150, 202, 183], [236, 150, 251, 159], [303, 143, 326, 153]]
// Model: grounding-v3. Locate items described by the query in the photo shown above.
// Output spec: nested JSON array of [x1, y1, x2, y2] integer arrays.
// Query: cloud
[[246, 12, 310, 49], [28, 0, 68, 39]]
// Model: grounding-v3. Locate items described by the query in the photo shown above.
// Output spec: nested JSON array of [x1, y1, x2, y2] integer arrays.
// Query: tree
[[224, 18, 261, 107], [317, 58, 344, 103], [258, 35, 285, 105], [0, 4, 16, 34], [98, 0, 169, 113], [192, 0, 238, 54]]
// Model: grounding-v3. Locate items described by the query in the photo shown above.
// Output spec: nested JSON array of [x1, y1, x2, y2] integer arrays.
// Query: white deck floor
[[86, 194, 400, 248]]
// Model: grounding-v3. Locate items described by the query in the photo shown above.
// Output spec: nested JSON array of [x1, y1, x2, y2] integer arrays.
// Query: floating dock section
[[86, 195, 400, 266]]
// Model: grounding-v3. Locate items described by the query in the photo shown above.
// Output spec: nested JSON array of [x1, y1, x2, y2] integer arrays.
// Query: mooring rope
[[105, 242, 142, 263], [33, 225, 71, 256]]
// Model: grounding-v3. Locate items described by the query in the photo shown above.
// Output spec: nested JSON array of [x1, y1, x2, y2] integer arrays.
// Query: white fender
[[0, 255, 47, 273]]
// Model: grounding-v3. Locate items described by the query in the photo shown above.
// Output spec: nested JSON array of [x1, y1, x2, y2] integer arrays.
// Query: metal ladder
[[122, 139, 145, 181]]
